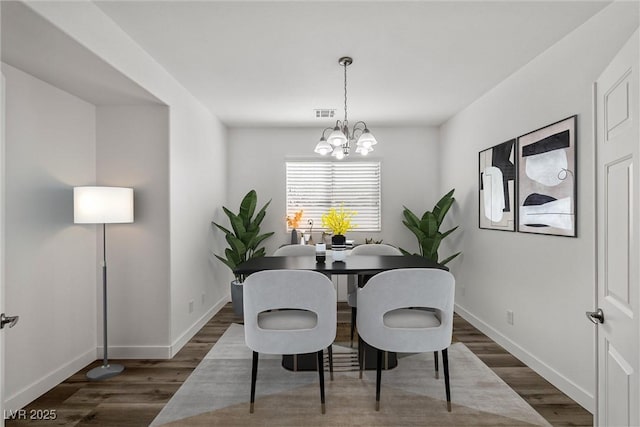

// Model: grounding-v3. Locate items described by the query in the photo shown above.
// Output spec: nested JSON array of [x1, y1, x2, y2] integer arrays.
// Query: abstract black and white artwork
[[517, 116, 577, 237], [479, 139, 516, 231]]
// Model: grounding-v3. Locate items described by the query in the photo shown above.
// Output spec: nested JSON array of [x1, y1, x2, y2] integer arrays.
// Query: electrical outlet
[[189, 300, 194, 314], [461, 287, 466, 296], [507, 310, 514, 325], [201, 293, 206, 305]]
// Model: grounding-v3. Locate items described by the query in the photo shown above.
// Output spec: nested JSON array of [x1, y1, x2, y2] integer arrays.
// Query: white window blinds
[[286, 161, 381, 232]]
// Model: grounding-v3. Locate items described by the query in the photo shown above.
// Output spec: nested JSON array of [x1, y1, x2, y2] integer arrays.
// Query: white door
[[1, 70, 6, 427], [0, 67, 18, 427], [594, 29, 639, 427]]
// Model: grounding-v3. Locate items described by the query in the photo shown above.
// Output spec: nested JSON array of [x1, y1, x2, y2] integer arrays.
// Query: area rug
[[151, 324, 550, 426]]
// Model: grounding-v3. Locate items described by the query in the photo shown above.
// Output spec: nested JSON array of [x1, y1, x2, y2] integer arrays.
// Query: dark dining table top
[[233, 254, 447, 277]]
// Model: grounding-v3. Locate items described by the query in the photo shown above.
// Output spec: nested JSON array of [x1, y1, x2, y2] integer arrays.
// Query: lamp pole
[[86, 223, 124, 380]]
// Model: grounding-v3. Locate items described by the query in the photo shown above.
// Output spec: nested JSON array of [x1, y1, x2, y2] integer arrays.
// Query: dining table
[[233, 253, 446, 277], [233, 252, 448, 371]]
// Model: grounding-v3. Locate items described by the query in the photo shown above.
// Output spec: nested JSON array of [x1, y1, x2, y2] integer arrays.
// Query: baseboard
[[4, 348, 96, 412], [97, 345, 171, 359], [95, 296, 229, 360], [169, 294, 229, 358], [455, 303, 595, 413]]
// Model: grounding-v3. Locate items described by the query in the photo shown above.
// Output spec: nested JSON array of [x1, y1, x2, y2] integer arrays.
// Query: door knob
[[0, 313, 19, 329], [586, 308, 604, 324]]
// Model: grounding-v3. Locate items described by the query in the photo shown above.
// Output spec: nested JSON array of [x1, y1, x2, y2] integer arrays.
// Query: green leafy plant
[[400, 189, 461, 266], [212, 190, 274, 277]]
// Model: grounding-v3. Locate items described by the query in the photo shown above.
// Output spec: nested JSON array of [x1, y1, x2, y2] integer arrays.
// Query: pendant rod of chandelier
[[314, 57, 378, 159]]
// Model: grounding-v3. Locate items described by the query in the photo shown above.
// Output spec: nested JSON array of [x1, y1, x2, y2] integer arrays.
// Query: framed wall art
[[517, 115, 577, 237], [479, 139, 516, 231]]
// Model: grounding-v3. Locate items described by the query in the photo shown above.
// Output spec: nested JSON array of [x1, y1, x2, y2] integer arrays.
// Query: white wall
[[2, 63, 97, 410], [24, 2, 230, 359], [439, 2, 639, 412], [0, 2, 228, 409], [169, 102, 228, 350], [227, 126, 441, 260], [96, 106, 170, 356]]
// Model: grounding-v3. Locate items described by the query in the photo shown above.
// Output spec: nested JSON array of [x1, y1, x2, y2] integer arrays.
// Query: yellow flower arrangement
[[321, 205, 357, 235], [286, 210, 304, 229]]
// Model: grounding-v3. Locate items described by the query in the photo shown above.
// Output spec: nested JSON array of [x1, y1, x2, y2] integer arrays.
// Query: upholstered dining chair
[[356, 268, 455, 412], [273, 244, 316, 256], [243, 269, 337, 414], [347, 244, 402, 346]]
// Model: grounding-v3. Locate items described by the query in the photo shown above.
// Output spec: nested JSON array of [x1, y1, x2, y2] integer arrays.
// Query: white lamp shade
[[327, 129, 348, 147], [355, 145, 372, 155], [356, 131, 378, 148], [314, 138, 333, 155], [332, 147, 346, 160], [74, 186, 134, 224]]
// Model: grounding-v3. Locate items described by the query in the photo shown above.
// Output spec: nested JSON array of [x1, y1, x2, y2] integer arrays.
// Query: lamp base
[[86, 363, 124, 381]]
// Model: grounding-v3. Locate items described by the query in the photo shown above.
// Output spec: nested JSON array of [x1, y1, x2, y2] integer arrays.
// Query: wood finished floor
[[6, 303, 593, 426]]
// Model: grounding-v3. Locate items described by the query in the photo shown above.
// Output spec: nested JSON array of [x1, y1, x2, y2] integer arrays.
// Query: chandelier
[[314, 57, 378, 159]]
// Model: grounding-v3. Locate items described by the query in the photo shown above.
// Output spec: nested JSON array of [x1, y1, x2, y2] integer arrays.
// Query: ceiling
[[93, 1, 609, 127], [1, 1, 161, 106], [3, 1, 611, 127]]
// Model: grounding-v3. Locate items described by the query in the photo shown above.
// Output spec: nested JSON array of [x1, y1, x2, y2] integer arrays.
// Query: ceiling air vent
[[314, 109, 335, 119]]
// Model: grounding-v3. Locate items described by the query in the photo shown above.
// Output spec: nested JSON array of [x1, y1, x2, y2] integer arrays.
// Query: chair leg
[[442, 348, 451, 412], [317, 350, 326, 414], [434, 351, 439, 379], [358, 336, 365, 379], [328, 345, 334, 381], [350, 306, 357, 347], [250, 351, 258, 413], [375, 348, 382, 411]]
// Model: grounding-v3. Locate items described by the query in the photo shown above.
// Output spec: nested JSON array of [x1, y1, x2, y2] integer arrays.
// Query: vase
[[290, 229, 298, 244], [331, 234, 347, 262], [331, 234, 346, 247]]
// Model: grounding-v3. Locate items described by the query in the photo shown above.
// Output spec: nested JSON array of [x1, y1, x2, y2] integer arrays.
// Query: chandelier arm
[[321, 127, 334, 139], [352, 121, 367, 131]]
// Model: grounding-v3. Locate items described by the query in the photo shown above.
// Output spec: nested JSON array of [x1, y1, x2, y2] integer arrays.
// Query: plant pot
[[331, 234, 346, 246], [231, 279, 243, 316], [331, 234, 347, 262]]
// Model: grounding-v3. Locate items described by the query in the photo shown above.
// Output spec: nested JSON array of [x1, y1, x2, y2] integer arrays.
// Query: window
[[286, 161, 381, 232]]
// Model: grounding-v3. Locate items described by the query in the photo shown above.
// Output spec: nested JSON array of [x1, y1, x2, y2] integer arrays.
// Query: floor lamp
[[74, 186, 134, 380]]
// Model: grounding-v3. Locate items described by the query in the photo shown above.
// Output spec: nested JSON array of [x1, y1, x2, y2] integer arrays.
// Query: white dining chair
[[243, 269, 337, 414], [356, 268, 455, 411], [273, 244, 316, 256], [347, 244, 402, 346]]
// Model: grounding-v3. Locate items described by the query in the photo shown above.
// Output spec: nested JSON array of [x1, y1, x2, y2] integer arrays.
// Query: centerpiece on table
[[286, 210, 303, 244], [321, 204, 356, 248]]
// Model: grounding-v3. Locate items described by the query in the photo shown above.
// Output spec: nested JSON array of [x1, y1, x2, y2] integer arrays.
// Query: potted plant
[[212, 190, 274, 315], [400, 189, 461, 266], [321, 204, 356, 247]]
